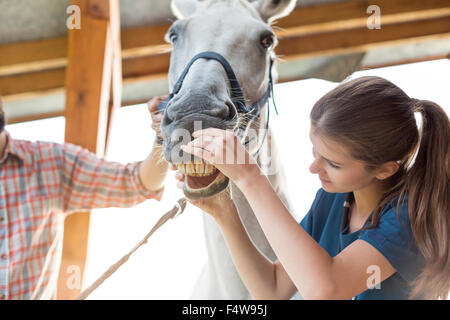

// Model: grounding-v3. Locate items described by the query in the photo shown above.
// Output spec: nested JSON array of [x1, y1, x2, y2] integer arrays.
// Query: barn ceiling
[[1, 0, 449, 123]]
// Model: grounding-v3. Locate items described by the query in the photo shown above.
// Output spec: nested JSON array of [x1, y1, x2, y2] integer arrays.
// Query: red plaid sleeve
[[58, 143, 163, 213]]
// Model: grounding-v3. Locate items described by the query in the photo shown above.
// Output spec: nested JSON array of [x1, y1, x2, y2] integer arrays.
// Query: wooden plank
[[105, 0, 122, 153], [275, 0, 450, 36], [0, 37, 67, 69], [6, 111, 64, 124], [57, 0, 119, 300], [276, 16, 450, 60], [0, 69, 65, 96]]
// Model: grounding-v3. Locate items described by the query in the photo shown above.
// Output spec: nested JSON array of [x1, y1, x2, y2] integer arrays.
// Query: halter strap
[[157, 51, 273, 119], [157, 51, 276, 156]]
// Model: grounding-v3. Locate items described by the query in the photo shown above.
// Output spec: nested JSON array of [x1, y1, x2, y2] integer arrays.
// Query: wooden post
[[57, 0, 121, 300]]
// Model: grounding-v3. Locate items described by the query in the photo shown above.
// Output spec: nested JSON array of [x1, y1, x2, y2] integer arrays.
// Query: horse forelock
[[199, 0, 262, 21]]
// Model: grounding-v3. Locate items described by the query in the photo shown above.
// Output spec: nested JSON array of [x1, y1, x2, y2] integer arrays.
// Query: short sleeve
[[300, 189, 325, 235], [359, 204, 425, 282]]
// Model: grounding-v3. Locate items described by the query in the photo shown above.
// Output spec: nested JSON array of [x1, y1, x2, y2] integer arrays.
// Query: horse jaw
[[183, 170, 230, 200]]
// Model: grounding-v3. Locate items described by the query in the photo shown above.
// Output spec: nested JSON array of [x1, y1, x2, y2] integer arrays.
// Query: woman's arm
[[237, 168, 338, 299], [182, 129, 397, 299], [238, 168, 397, 299], [215, 201, 298, 300], [173, 169, 296, 300]]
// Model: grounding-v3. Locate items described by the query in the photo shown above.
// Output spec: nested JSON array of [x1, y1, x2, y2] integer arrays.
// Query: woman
[[178, 76, 449, 300]]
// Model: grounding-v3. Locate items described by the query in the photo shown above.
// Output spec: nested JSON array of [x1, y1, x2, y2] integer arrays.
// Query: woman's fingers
[[192, 128, 228, 138], [181, 144, 214, 163], [187, 135, 214, 150], [174, 170, 184, 190]]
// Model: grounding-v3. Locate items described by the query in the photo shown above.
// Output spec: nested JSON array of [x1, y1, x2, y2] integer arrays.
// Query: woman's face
[[309, 128, 378, 193]]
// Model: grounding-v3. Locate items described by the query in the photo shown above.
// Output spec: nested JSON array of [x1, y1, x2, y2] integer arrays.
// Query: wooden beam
[[275, 0, 450, 37], [0, 37, 67, 74], [57, 0, 120, 300], [276, 16, 450, 61], [6, 111, 64, 124], [105, 0, 122, 153]]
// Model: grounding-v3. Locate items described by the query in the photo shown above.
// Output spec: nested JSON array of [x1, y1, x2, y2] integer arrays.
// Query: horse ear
[[171, 0, 202, 19], [252, 0, 296, 23]]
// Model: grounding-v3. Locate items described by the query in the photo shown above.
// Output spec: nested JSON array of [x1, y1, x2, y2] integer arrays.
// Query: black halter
[[158, 51, 277, 155]]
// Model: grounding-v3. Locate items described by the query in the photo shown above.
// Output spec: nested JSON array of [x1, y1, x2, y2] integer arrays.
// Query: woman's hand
[[147, 95, 168, 144], [172, 165, 237, 222], [180, 128, 260, 188]]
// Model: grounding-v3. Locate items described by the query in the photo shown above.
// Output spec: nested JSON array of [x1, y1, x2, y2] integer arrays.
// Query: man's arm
[[60, 96, 170, 212], [139, 95, 169, 192], [138, 142, 168, 192]]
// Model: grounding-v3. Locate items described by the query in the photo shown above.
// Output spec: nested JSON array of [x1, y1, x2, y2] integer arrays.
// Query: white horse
[[161, 0, 298, 299]]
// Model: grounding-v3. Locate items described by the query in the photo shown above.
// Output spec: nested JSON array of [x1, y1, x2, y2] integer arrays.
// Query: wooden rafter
[[57, 0, 122, 300], [277, 15, 450, 61]]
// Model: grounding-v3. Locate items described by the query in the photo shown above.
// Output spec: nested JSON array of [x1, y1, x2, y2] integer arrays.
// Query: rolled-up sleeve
[[58, 143, 163, 213]]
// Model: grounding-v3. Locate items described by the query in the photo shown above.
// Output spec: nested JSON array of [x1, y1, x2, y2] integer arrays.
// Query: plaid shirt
[[0, 132, 163, 300]]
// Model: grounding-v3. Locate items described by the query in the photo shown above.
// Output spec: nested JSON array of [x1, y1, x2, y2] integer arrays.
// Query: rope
[[76, 198, 187, 300]]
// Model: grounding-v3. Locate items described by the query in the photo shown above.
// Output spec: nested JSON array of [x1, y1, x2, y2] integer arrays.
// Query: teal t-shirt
[[300, 189, 426, 300]]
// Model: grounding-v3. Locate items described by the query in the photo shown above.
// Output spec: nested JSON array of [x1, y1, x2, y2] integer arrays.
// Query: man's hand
[[147, 96, 168, 144]]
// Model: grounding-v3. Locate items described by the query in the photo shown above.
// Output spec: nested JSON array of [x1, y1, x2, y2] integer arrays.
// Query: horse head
[[160, 0, 296, 199]]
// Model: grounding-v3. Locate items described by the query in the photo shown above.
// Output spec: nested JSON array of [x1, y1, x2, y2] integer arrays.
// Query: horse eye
[[261, 35, 274, 49], [169, 32, 178, 44]]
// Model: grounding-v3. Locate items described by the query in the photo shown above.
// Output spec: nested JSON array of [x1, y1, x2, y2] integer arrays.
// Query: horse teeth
[[176, 163, 216, 177]]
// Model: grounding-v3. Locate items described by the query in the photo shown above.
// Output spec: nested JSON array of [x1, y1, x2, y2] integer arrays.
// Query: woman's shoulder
[[300, 189, 348, 241], [311, 188, 347, 211], [378, 193, 411, 225]]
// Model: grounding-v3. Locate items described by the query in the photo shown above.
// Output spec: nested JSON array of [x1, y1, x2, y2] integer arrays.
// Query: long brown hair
[[310, 76, 450, 299]]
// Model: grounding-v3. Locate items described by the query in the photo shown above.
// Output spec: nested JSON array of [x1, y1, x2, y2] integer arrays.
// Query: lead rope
[[76, 198, 187, 300]]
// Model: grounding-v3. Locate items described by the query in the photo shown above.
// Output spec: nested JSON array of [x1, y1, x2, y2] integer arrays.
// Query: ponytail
[[403, 99, 450, 299], [310, 76, 450, 299]]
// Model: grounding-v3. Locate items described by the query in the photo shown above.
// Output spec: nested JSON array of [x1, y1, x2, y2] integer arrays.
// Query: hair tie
[[410, 98, 423, 113]]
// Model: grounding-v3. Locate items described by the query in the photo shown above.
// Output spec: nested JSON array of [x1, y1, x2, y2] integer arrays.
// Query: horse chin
[[182, 170, 230, 200]]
